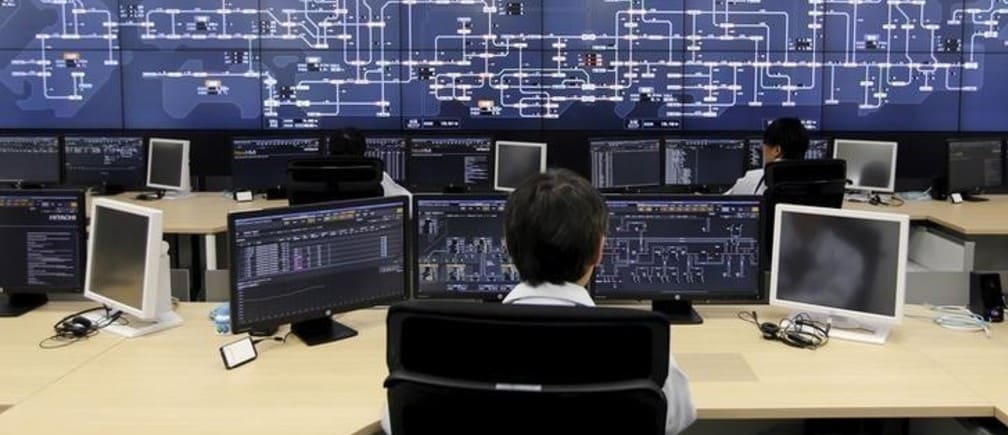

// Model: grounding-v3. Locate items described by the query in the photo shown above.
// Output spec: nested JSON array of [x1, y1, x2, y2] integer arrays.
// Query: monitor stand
[[0, 293, 48, 317], [800, 312, 892, 345], [960, 192, 990, 203], [652, 300, 703, 325], [291, 317, 358, 346], [91, 183, 125, 196]]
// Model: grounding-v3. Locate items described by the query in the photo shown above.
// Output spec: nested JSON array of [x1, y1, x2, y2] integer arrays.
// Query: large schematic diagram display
[[1, 0, 1006, 130]]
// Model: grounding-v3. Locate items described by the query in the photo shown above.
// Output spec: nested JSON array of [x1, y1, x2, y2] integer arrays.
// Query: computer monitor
[[0, 136, 61, 186], [947, 139, 1004, 202], [84, 199, 182, 337], [664, 139, 747, 191], [63, 136, 146, 194], [408, 137, 492, 192], [0, 189, 86, 316], [833, 139, 898, 194], [590, 138, 662, 190], [365, 136, 407, 184], [231, 137, 323, 195], [592, 195, 763, 324], [413, 194, 516, 300], [147, 138, 192, 197], [494, 141, 547, 192], [746, 138, 831, 170], [770, 204, 908, 345], [229, 196, 408, 346]]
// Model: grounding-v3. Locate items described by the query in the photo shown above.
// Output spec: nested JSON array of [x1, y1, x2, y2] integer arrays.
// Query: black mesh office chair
[[762, 159, 847, 263], [384, 300, 671, 435], [285, 157, 384, 206]]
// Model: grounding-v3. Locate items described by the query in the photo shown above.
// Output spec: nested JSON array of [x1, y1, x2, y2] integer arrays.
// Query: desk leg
[[205, 234, 218, 271]]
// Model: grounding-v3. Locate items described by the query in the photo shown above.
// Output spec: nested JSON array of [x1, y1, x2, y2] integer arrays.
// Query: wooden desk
[[0, 303, 1001, 434], [0, 302, 122, 406], [845, 195, 1008, 236]]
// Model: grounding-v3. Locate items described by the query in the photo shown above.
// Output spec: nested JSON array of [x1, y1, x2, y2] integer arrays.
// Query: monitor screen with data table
[[590, 138, 662, 189], [231, 137, 323, 192], [408, 137, 492, 192], [63, 136, 146, 190], [229, 196, 408, 345], [0, 136, 61, 185], [664, 139, 747, 188]]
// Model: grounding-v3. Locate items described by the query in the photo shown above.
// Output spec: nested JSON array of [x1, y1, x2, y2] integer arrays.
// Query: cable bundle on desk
[[738, 311, 830, 350], [916, 305, 992, 338], [39, 306, 125, 349]]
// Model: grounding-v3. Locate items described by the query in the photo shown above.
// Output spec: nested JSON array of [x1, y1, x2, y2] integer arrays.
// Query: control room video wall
[[1, 0, 1006, 131]]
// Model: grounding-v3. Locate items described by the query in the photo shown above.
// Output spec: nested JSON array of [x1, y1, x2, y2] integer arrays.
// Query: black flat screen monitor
[[63, 136, 145, 191], [413, 194, 516, 300], [232, 137, 323, 192], [229, 196, 408, 345], [664, 139, 746, 190], [408, 137, 492, 192], [593, 195, 763, 324], [590, 138, 662, 189], [0, 189, 86, 316], [0, 137, 61, 185], [947, 139, 1003, 199]]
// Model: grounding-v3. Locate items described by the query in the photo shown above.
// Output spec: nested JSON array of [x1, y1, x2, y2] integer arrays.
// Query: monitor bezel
[[84, 198, 164, 320], [832, 139, 898, 194], [587, 137, 664, 190], [406, 135, 495, 192], [494, 141, 547, 192], [229, 136, 325, 191], [590, 193, 765, 303], [769, 204, 908, 325], [411, 192, 512, 301], [0, 189, 87, 294], [0, 135, 62, 185], [227, 195, 410, 334], [945, 138, 1005, 195], [146, 138, 191, 192], [62, 135, 147, 189]]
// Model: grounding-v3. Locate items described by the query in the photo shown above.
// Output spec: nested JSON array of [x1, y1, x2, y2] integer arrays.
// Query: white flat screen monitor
[[84, 199, 164, 321], [833, 139, 898, 193], [770, 204, 908, 344], [494, 141, 547, 192], [147, 138, 191, 192]]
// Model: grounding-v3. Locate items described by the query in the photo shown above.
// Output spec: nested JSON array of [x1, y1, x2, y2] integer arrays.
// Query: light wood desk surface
[[845, 195, 1008, 235], [2, 303, 1006, 434], [88, 192, 289, 235], [0, 302, 122, 406]]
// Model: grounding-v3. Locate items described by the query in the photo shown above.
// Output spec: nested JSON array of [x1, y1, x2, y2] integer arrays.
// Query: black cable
[[39, 305, 124, 349], [737, 310, 830, 350]]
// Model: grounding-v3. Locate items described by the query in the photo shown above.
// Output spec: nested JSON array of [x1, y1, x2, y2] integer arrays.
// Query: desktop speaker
[[969, 272, 1004, 323]]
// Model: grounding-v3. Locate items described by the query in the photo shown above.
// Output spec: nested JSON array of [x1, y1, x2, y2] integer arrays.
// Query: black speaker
[[969, 272, 1004, 323]]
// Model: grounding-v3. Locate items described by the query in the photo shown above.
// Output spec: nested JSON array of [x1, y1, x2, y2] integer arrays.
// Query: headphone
[[740, 311, 830, 350], [40, 307, 122, 348]]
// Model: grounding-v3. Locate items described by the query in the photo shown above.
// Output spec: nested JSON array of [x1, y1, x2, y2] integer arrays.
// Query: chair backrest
[[384, 300, 671, 435], [285, 157, 383, 206], [762, 159, 847, 263]]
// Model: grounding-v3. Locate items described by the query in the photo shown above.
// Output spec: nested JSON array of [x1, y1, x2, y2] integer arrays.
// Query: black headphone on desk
[[40, 307, 122, 348], [740, 311, 830, 350]]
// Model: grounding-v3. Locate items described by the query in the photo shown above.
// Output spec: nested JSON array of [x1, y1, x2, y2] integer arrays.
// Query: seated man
[[381, 169, 696, 435], [727, 118, 810, 195], [501, 169, 696, 435]]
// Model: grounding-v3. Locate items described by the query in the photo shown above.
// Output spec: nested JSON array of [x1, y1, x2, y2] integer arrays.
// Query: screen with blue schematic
[[231, 137, 322, 191], [414, 195, 517, 299], [0, 190, 85, 292], [1, 1, 1005, 131], [0, 137, 61, 184], [408, 137, 492, 192], [594, 196, 762, 300], [665, 139, 747, 187], [365, 137, 407, 185], [590, 139, 663, 189], [63, 137, 145, 189]]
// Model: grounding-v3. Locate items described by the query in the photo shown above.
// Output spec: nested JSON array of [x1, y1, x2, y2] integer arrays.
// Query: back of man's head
[[764, 118, 810, 160], [504, 169, 608, 286], [330, 127, 366, 157]]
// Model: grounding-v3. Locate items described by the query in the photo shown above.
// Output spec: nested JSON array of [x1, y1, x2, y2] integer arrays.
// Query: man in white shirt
[[727, 118, 810, 195], [381, 169, 696, 435]]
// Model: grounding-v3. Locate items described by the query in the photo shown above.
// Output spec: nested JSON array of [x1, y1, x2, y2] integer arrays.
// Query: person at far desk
[[381, 169, 697, 435], [727, 117, 810, 195], [331, 127, 411, 199]]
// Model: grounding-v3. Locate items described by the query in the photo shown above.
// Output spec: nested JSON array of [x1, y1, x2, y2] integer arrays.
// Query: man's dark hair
[[764, 118, 810, 160], [504, 169, 608, 286]]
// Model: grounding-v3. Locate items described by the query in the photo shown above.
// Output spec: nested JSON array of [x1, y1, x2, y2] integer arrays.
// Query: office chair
[[762, 159, 847, 264], [384, 300, 671, 435], [285, 157, 384, 206]]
